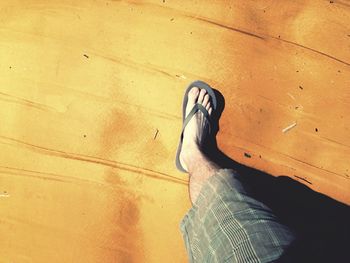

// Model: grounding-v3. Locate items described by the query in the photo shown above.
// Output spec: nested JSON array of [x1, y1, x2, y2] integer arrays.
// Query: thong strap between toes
[[182, 103, 211, 134]]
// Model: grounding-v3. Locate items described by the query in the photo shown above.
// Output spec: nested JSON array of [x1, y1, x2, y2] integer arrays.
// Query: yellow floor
[[0, 0, 349, 262]]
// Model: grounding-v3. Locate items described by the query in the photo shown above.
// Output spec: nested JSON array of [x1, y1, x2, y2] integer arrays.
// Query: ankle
[[181, 144, 201, 166]]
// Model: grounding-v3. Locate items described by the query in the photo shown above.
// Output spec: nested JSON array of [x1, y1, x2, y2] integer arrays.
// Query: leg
[[184, 147, 219, 204], [179, 87, 295, 262], [179, 87, 220, 204]]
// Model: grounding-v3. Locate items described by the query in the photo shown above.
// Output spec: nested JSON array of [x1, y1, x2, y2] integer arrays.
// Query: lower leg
[[181, 145, 220, 203], [179, 86, 219, 203]]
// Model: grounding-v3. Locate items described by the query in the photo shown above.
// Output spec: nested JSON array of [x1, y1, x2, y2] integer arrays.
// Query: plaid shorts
[[180, 169, 295, 263]]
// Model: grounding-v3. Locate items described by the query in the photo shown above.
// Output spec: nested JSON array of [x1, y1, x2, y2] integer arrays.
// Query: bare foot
[[179, 87, 213, 172]]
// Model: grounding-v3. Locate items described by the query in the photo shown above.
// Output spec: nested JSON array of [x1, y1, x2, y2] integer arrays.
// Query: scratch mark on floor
[[192, 14, 350, 67], [0, 136, 187, 185], [92, 52, 174, 78], [0, 166, 147, 196], [0, 92, 56, 112], [272, 37, 350, 67], [191, 16, 265, 40], [294, 175, 313, 185]]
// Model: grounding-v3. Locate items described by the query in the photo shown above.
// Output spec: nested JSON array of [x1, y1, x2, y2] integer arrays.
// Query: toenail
[[191, 87, 199, 95], [199, 89, 207, 98]]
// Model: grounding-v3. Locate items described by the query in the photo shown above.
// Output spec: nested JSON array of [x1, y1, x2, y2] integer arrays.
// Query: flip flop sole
[[175, 80, 218, 173]]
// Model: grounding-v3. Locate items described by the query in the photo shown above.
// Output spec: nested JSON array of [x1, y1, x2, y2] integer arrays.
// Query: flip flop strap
[[182, 103, 211, 132]]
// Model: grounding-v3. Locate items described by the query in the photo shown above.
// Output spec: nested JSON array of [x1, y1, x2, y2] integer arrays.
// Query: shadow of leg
[[205, 89, 350, 263]]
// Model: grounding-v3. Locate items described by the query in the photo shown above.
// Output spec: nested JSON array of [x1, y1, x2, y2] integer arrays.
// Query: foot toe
[[203, 94, 210, 106], [186, 88, 199, 114], [197, 88, 207, 103], [206, 101, 211, 111], [188, 87, 199, 102]]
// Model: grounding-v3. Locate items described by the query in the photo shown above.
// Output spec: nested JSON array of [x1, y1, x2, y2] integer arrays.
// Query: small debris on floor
[[0, 191, 10, 198], [244, 153, 251, 158], [299, 85, 303, 90], [315, 128, 318, 132], [282, 122, 297, 133], [83, 54, 89, 58], [175, 74, 187, 79], [287, 93, 296, 101], [153, 129, 159, 140]]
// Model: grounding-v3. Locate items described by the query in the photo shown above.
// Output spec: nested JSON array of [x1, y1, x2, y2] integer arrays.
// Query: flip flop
[[175, 80, 217, 173]]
